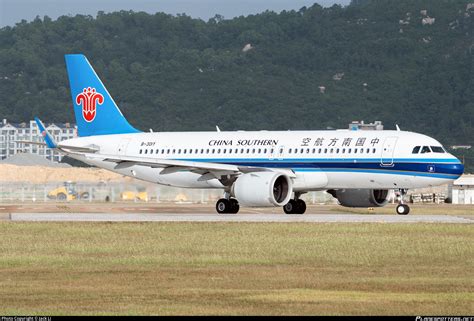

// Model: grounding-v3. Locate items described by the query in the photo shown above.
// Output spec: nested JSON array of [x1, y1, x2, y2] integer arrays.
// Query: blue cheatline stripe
[[292, 168, 458, 179], [170, 157, 464, 178], [177, 157, 461, 164]]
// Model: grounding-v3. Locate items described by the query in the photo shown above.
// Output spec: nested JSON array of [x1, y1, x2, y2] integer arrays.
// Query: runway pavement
[[8, 212, 474, 223]]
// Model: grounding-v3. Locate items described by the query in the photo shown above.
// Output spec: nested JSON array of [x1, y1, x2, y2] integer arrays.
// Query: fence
[[0, 181, 336, 204], [0, 181, 452, 205]]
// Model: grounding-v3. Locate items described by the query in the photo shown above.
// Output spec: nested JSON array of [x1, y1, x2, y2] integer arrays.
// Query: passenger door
[[380, 137, 398, 166]]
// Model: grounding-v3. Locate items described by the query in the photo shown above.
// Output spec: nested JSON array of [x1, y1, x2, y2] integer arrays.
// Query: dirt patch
[[0, 164, 124, 184]]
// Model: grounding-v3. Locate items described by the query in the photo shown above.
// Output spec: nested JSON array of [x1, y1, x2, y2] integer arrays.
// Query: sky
[[0, 0, 351, 27]]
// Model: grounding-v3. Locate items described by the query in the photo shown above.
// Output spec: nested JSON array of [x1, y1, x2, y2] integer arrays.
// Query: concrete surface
[[9, 213, 474, 223]]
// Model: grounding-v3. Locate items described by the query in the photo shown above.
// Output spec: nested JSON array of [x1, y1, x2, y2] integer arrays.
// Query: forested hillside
[[0, 0, 472, 149]]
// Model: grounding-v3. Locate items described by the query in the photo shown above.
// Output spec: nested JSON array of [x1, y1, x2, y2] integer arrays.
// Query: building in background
[[449, 175, 474, 205], [349, 120, 384, 131], [0, 119, 77, 162]]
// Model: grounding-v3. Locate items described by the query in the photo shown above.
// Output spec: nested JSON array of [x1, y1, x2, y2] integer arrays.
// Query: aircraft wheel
[[396, 204, 410, 215], [229, 199, 240, 214], [216, 198, 231, 214], [296, 199, 306, 214], [283, 199, 297, 214]]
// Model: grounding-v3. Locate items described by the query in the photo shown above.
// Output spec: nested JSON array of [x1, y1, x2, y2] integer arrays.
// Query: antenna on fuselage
[[216, 125, 221, 132], [395, 124, 401, 131]]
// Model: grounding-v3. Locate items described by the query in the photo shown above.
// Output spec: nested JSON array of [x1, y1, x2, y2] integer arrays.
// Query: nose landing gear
[[395, 189, 410, 215]]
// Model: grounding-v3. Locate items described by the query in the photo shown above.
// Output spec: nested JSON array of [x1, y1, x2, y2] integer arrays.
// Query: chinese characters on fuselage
[[300, 137, 380, 147]]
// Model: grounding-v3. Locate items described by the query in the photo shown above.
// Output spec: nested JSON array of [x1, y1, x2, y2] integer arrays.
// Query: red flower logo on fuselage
[[76, 87, 104, 122]]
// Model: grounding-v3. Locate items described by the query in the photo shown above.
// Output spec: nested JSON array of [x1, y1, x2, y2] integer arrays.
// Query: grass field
[[0, 222, 472, 315], [334, 203, 474, 215]]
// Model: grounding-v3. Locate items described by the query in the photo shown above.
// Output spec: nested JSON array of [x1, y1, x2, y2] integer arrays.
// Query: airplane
[[33, 54, 464, 215]]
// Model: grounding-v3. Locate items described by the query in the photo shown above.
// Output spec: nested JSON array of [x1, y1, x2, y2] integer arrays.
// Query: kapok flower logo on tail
[[76, 87, 104, 122]]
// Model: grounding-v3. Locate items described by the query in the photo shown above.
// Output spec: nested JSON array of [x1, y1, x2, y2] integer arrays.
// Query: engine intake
[[327, 189, 389, 207], [232, 172, 292, 207]]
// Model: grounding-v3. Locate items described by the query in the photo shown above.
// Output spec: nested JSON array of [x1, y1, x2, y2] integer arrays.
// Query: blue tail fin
[[34, 117, 57, 148], [65, 54, 140, 137]]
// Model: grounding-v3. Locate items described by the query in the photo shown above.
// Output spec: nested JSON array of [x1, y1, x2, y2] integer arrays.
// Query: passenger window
[[217, 149, 221, 154], [306, 148, 310, 154], [150, 149, 154, 154], [421, 146, 431, 154], [139, 149, 142, 154], [162, 149, 165, 154], [318, 148, 322, 154], [330, 148, 334, 154], [348, 148, 351, 153], [324, 148, 328, 154], [336, 149, 339, 154], [228, 149, 231, 154], [342, 148, 345, 154], [279, 148, 283, 154], [258, 148, 261, 154], [372, 148, 376, 153], [412, 146, 421, 154]]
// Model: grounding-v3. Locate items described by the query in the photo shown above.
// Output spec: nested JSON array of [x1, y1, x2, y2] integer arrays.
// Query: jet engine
[[232, 172, 292, 207], [327, 189, 390, 207]]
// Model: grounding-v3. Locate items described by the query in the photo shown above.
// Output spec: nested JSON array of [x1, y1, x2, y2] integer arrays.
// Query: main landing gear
[[395, 189, 410, 215], [216, 198, 240, 214], [283, 194, 306, 215]]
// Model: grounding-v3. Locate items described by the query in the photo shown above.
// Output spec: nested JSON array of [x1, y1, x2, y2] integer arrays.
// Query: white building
[[449, 175, 474, 205], [0, 119, 77, 162], [348, 120, 384, 131]]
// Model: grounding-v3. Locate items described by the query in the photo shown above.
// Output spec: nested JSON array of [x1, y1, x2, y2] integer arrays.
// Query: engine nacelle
[[232, 172, 293, 207], [327, 189, 390, 207]]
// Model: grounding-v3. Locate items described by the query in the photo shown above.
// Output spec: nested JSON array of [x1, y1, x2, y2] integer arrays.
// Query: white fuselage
[[60, 129, 464, 192]]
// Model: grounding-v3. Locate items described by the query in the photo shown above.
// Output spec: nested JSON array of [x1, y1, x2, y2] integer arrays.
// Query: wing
[[83, 153, 295, 178]]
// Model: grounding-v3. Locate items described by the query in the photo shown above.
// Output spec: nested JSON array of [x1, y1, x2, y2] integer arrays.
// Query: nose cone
[[452, 156, 464, 178]]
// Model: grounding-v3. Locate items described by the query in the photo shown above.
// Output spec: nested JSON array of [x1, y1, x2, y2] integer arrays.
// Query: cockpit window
[[412, 146, 421, 154], [430, 146, 445, 153], [420, 146, 431, 154]]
